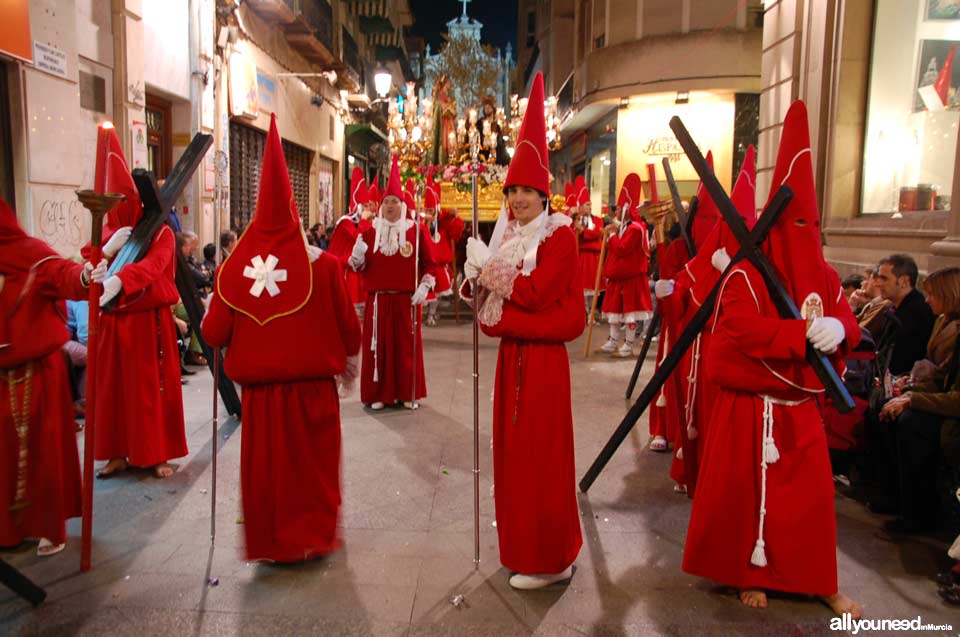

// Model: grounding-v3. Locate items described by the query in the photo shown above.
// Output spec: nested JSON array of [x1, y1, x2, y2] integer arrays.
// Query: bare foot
[[154, 463, 175, 479], [96, 458, 128, 479], [822, 592, 862, 619], [739, 589, 768, 609]]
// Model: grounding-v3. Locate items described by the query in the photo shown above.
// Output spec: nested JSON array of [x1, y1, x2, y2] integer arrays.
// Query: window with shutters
[[229, 121, 313, 230]]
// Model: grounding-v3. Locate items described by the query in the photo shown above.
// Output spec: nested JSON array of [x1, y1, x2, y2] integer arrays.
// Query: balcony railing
[[342, 27, 363, 84], [297, 0, 334, 53]]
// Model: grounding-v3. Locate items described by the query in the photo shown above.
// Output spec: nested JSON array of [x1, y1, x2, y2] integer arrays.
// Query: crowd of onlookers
[[830, 254, 960, 605]]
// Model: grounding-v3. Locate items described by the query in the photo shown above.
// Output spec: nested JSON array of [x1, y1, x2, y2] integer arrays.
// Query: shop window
[[526, 9, 536, 47], [145, 94, 172, 180], [229, 121, 312, 230], [862, 0, 960, 213]]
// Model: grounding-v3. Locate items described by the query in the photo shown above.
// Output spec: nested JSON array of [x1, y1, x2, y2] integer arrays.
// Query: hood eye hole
[[795, 219, 808, 227]]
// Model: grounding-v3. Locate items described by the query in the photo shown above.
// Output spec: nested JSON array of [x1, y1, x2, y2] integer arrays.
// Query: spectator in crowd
[[176, 231, 212, 297], [63, 299, 89, 421], [202, 242, 216, 274], [877, 266, 960, 533], [849, 267, 893, 337], [842, 274, 864, 300], [875, 254, 936, 375], [220, 230, 238, 262]]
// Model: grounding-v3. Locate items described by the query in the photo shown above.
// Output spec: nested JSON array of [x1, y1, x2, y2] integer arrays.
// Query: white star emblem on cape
[[242, 254, 287, 298]]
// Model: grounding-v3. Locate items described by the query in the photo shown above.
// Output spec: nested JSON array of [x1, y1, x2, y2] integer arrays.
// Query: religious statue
[[431, 75, 458, 166]]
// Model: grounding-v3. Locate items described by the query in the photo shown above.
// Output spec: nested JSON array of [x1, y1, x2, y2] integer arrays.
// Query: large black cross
[[580, 118, 855, 493], [102, 133, 241, 418]]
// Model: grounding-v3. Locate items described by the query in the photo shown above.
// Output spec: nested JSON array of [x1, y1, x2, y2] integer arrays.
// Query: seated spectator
[[875, 254, 936, 375], [202, 242, 216, 274], [220, 230, 238, 262], [850, 267, 893, 337], [63, 299, 89, 420], [842, 273, 864, 300], [176, 231, 212, 297], [876, 266, 960, 533]]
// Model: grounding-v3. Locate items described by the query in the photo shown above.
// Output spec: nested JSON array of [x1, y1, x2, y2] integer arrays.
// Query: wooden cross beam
[[668, 116, 854, 413], [662, 157, 696, 257], [580, 184, 793, 493]]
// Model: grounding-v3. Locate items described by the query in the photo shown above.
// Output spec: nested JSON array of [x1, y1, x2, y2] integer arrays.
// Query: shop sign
[[32, 41, 67, 79]]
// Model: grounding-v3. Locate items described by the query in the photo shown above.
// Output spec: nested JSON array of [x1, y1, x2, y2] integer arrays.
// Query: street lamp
[[374, 67, 392, 99]]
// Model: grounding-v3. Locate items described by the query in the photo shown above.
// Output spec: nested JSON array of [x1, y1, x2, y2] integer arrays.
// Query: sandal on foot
[[37, 538, 66, 557], [154, 464, 175, 479], [649, 437, 669, 452], [96, 459, 128, 479]]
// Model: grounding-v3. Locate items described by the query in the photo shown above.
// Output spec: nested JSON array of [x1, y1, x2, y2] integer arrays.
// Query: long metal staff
[[470, 130, 481, 568], [211, 150, 227, 542], [75, 187, 124, 572], [410, 183, 422, 410]]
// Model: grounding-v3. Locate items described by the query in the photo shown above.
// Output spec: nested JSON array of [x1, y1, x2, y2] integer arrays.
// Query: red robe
[[478, 220, 585, 573], [94, 226, 187, 466], [648, 239, 688, 442], [426, 212, 464, 300], [0, 257, 86, 545], [600, 220, 652, 322], [328, 215, 371, 305], [577, 215, 604, 292], [356, 222, 438, 405], [682, 263, 859, 595], [203, 252, 362, 562]]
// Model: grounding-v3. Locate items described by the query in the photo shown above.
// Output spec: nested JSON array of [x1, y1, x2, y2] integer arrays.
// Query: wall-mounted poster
[[317, 157, 334, 226], [229, 50, 258, 119], [915, 39, 960, 111], [928, 0, 960, 20], [131, 121, 148, 170]]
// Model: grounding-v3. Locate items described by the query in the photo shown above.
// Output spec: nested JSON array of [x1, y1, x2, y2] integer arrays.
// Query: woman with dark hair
[[462, 72, 584, 590]]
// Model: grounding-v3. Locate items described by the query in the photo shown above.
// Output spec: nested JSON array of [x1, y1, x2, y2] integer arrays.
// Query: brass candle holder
[[75, 190, 125, 248]]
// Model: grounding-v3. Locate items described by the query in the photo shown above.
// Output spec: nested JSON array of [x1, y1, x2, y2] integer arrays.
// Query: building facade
[[761, 0, 960, 275], [0, 0, 386, 257], [521, 0, 763, 213]]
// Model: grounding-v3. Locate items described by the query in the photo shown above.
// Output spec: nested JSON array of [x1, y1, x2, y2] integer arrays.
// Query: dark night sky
[[408, 0, 518, 56]]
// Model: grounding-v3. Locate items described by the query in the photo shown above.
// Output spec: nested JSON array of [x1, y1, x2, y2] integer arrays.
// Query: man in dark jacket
[[876, 254, 936, 375]]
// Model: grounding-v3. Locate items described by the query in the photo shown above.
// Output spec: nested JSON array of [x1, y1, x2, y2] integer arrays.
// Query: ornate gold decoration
[[8, 363, 34, 513], [441, 181, 505, 223]]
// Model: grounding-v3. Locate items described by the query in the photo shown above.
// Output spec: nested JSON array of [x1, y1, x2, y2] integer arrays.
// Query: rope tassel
[[762, 398, 780, 464]]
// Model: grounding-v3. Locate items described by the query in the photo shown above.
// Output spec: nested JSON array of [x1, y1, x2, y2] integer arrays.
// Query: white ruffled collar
[[372, 216, 414, 256]]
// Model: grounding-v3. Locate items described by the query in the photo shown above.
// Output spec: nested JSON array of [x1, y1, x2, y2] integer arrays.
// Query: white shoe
[[600, 338, 619, 353], [426, 315, 437, 327], [617, 343, 634, 357], [37, 538, 66, 557], [403, 401, 418, 410], [370, 402, 385, 411], [509, 566, 573, 590]]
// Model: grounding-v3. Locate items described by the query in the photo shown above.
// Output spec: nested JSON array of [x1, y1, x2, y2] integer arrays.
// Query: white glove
[[466, 237, 491, 271], [306, 244, 322, 263], [337, 354, 360, 396], [806, 316, 845, 354], [348, 236, 368, 271], [99, 275, 123, 307], [464, 260, 481, 281], [83, 259, 109, 286], [411, 281, 431, 306], [655, 279, 675, 299], [711, 247, 731, 273], [102, 226, 132, 258]]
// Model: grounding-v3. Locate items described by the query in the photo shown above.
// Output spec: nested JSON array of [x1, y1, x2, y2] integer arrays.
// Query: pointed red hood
[[368, 183, 381, 208], [504, 72, 550, 196], [617, 173, 643, 222], [216, 114, 312, 326], [690, 150, 719, 249], [0, 197, 57, 274], [383, 156, 403, 202], [404, 178, 416, 214], [564, 182, 576, 210], [349, 166, 369, 211], [95, 123, 143, 243], [574, 174, 589, 206]]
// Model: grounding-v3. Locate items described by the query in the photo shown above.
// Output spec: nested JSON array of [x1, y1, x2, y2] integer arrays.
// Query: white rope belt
[[751, 394, 810, 568]]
